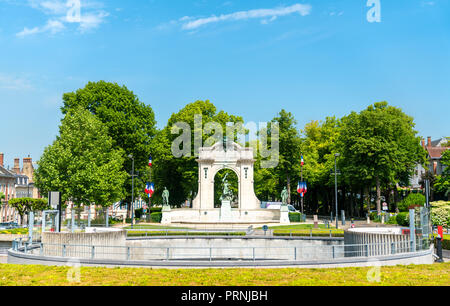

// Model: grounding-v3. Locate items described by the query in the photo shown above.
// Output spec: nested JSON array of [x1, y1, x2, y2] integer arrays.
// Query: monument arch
[[192, 140, 260, 212]]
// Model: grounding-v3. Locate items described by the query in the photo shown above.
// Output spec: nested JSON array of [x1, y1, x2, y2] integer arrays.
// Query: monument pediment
[[198, 141, 255, 162]]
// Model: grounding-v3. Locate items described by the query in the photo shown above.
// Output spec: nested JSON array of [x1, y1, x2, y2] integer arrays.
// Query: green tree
[[435, 149, 450, 199], [338, 102, 426, 215], [8, 198, 49, 225], [270, 110, 302, 204], [61, 81, 157, 215], [35, 107, 127, 211], [299, 117, 342, 214], [152, 100, 244, 206]]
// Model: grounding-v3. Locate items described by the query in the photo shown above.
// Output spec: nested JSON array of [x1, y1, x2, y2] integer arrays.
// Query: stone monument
[[161, 187, 172, 225], [220, 173, 233, 222], [280, 187, 290, 224]]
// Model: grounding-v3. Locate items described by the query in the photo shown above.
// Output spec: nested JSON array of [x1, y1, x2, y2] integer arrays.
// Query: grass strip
[[0, 263, 448, 286]]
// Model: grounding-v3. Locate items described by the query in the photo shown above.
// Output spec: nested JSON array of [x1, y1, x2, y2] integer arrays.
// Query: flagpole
[[148, 156, 152, 222], [301, 155, 304, 215]]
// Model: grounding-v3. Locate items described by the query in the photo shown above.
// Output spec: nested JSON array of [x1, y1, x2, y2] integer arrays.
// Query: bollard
[[91, 246, 95, 259], [310, 229, 313, 238], [391, 242, 395, 255], [436, 236, 444, 263]]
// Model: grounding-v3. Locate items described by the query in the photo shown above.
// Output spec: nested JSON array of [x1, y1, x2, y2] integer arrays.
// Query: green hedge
[[396, 212, 410, 226], [289, 213, 301, 222], [149, 207, 162, 213], [443, 238, 450, 250], [289, 213, 306, 223], [150, 212, 162, 223], [127, 231, 246, 237]]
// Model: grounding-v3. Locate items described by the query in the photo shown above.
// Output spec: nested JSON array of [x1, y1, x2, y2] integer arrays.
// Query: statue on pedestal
[[162, 187, 170, 210], [220, 173, 233, 202], [281, 187, 289, 205], [280, 187, 289, 213]]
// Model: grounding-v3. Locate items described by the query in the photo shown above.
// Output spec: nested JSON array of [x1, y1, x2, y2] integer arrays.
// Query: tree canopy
[[35, 107, 128, 208], [61, 81, 157, 211]]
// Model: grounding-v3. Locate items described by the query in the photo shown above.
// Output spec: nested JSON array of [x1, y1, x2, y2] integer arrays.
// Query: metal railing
[[13, 238, 431, 263]]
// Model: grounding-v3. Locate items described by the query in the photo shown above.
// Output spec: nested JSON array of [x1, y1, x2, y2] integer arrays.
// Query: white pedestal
[[280, 205, 290, 224], [161, 205, 172, 225], [220, 200, 233, 222]]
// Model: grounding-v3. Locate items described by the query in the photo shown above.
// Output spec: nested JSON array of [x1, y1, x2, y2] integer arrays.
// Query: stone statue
[[162, 187, 170, 206], [281, 187, 289, 205], [221, 173, 233, 201]]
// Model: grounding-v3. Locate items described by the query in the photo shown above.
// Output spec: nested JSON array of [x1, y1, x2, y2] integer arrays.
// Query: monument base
[[220, 200, 233, 222], [161, 208, 280, 228], [161, 205, 172, 225], [280, 205, 290, 225]]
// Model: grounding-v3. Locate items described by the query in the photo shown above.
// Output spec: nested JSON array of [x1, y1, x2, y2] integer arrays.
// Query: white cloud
[[0, 74, 33, 90], [181, 3, 312, 30], [16, 0, 108, 37]]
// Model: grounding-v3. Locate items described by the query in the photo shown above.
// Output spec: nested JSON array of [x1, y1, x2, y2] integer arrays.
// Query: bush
[[369, 212, 382, 222], [385, 215, 398, 225], [396, 212, 410, 226], [289, 213, 301, 222], [149, 207, 162, 213], [430, 201, 450, 227], [150, 212, 162, 223], [397, 193, 426, 212]]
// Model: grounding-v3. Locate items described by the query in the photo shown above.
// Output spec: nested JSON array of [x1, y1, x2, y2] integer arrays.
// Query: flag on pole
[[145, 183, 155, 198], [301, 155, 304, 166], [148, 155, 153, 167], [297, 182, 308, 196], [297, 182, 304, 194]]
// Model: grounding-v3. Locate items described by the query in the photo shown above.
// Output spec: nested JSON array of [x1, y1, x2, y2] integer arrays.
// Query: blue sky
[[0, 0, 449, 168]]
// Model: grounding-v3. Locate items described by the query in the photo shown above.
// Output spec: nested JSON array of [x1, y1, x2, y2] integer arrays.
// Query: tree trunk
[[287, 174, 291, 204], [365, 186, 370, 216], [376, 176, 381, 216]]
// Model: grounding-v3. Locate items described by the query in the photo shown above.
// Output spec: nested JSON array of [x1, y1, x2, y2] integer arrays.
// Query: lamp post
[[334, 153, 340, 229], [128, 154, 135, 229]]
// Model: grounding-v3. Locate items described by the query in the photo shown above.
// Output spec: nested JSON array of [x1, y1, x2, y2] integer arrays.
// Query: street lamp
[[334, 153, 340, 229], [128, 154, 135, 229]]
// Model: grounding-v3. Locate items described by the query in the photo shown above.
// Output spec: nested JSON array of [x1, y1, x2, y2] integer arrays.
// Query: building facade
[[410, 137, 449, 188], [0, 153, 41, 223], [0, 153, 18, 222]]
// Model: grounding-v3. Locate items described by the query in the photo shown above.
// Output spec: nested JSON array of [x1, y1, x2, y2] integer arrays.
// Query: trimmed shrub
[[149, 207, 162, 213], [289, 213, 302, 223], [397, 193, 426, 212], [396, 212, 410, 226], [150, 212, 162, 223]]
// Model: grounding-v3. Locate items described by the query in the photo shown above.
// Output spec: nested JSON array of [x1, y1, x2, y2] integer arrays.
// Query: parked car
[[287, 205, 300, 213]]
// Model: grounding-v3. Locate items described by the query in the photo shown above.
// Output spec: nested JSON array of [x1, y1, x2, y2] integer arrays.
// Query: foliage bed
[[430, 201, 450, 227], [126, 231, 246, 237], [0, 228, 28, 235]]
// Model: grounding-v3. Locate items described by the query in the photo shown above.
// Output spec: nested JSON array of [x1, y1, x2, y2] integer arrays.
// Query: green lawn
[[267, 224, 333, 230], [0, 263, 448, 286], [123, 225, 189, 230]]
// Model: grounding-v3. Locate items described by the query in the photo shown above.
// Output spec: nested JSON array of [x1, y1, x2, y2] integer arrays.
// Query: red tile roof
[[427, 147, 449, 159]]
